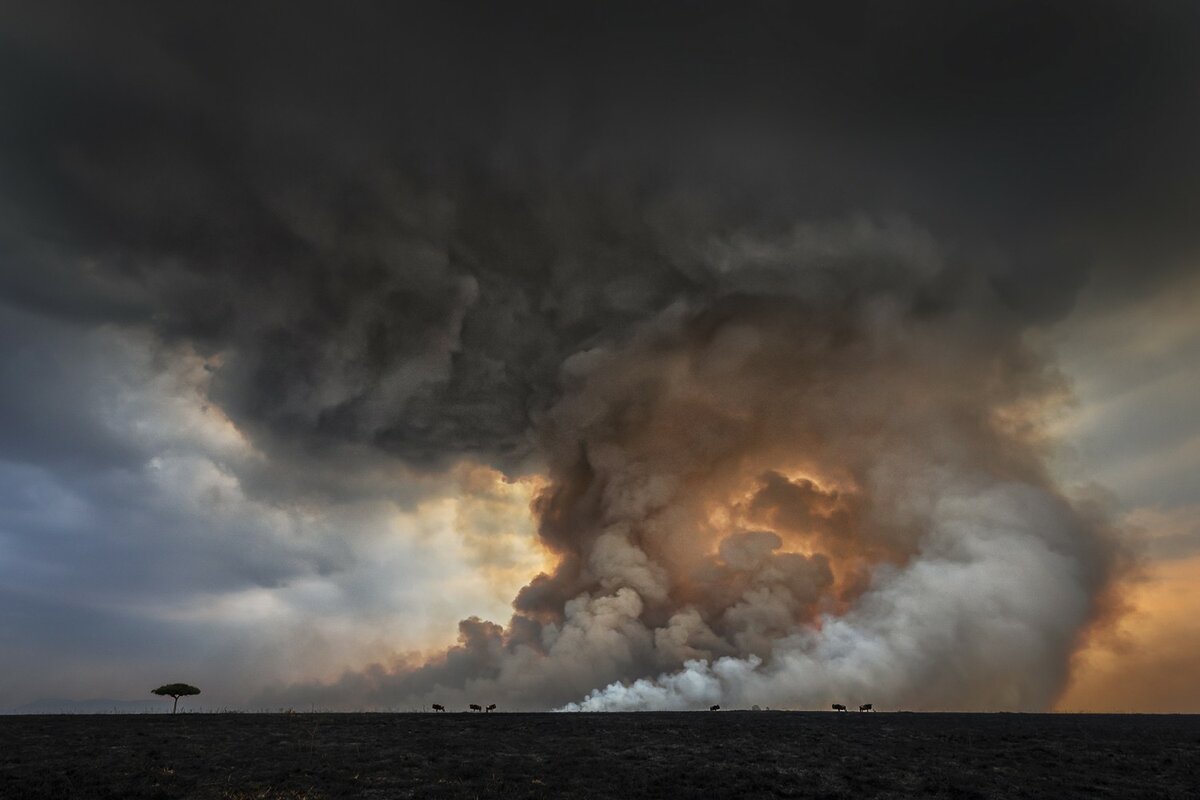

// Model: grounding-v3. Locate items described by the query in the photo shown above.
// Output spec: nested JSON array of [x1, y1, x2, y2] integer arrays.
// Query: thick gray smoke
[[265, 219, 1117, 712], [7, 1, 1185, 711]]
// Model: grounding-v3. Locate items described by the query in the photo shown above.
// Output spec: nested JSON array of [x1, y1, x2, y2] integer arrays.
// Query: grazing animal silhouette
[[709, 705, 720, 711], [832, 704, 847, 712], [486, 704, 497, 713], [469, 703, 482, 712], [431, 704, 445, 712], [859, 703, 873, 712]]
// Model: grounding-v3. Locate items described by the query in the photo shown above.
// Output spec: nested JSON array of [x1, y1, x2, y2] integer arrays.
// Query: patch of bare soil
[[0, 712, 1196, 799]]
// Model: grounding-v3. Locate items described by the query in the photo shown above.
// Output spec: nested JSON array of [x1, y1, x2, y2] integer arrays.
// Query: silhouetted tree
[[152, 683, 200, 714]]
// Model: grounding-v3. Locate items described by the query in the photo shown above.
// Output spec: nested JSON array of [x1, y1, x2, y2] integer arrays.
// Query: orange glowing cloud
[[450, 463, 557, 604], [1057, 554, 1200, 713]]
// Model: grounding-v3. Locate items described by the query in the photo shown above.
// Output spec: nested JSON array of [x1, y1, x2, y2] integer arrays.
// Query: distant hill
[[4, 698, 169, 714]]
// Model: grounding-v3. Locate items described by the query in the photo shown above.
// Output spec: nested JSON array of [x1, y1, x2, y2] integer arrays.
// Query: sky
[[1, 1, 1198, 712]]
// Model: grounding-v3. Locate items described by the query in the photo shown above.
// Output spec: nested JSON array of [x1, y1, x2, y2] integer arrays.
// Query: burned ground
[[0, 712, 1196, 799]]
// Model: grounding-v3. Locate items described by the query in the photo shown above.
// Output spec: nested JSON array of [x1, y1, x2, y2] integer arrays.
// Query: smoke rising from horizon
[[261, 219, 1120, 712], [4, 1, 1196, 712]]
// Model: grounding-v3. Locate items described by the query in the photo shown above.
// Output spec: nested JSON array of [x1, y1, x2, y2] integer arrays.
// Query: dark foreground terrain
[[1, 711, 1196, 799]]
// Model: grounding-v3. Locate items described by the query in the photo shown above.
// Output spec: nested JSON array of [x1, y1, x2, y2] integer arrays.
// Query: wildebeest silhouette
[[431, 704, 445, 712], [709, 704, 720, 711], [832, 704, 847, 712], [485, 704, 497, 713], [469, 704, 482, 712], [859, 703, 874, 712]]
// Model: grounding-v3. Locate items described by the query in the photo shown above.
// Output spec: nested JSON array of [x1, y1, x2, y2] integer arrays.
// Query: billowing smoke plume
[[9, 1, 1188, 711], [264, 219, 1117, 712]]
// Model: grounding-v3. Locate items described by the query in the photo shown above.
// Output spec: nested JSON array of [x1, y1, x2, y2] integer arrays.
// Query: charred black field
[[1, 712, 1196, 799]]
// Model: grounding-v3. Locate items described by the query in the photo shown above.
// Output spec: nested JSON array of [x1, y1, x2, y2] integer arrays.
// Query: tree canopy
[[152, 683, 200, 713]]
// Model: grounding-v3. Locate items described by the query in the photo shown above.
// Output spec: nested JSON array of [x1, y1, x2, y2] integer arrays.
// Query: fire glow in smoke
[[272, 221, 1120, 712], [10, 2, 1197, 715]]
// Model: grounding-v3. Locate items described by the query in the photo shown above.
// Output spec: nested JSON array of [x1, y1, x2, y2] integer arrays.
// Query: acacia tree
[[151, 683, 201, 714]]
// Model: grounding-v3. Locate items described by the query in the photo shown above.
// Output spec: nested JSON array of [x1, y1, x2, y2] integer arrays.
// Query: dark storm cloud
[[3, 1, 1198, 479], [1, 2, 1198, 710]]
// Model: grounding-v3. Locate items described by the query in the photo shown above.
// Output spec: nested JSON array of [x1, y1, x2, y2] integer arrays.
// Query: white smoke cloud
[[567, 481, 1098, 711]]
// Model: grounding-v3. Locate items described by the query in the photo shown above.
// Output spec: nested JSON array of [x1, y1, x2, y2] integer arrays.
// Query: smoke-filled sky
[[2, 1, 1198, 713]]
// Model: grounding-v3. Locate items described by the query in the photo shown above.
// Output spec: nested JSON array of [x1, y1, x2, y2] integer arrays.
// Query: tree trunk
[[172, 696, 178, 714]]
